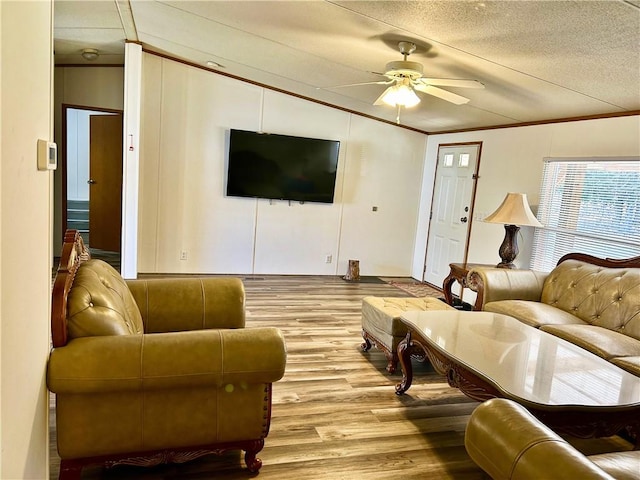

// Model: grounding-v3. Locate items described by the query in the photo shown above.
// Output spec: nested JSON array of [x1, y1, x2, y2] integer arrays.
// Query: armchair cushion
[[67, 259, 143, 339], [126, 277, 245, 332]]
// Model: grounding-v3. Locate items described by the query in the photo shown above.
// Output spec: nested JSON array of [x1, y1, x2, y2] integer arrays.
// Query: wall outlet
[[325, 254, 332, 264], [180, 250, 188, 260]]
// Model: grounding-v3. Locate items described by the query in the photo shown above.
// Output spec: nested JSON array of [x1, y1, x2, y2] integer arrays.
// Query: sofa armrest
[[467, 268, 548, 311], [465, 398, 615, 480], [47, 327, 286, 394], [126, 277, 245, 332]]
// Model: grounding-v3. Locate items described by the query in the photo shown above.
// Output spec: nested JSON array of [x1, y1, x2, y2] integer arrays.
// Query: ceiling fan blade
[[373, 86, 394, 106], [419, 78, 485, 89], [414, 84, 470, 105], [318, 80, 393, 89]]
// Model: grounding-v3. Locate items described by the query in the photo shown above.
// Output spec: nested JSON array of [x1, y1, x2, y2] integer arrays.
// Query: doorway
[[62, 106, 124, 265], [423, 142, 482, 294]]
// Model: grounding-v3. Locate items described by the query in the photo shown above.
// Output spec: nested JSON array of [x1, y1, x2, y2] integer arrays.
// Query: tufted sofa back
[[67, 259, 144, 339], [541, 259, 640, 340]]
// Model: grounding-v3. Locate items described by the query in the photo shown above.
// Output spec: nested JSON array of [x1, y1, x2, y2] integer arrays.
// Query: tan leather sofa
[[468, 253, 640, 376], [47, 230, 287, 479], [465, 398, 640, 480]]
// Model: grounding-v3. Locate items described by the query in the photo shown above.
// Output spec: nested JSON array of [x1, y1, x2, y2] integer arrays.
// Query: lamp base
[[496, 224, 520, 269]]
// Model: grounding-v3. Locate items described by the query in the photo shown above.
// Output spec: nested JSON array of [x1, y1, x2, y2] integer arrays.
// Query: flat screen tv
[[226, 129, 340, 204]]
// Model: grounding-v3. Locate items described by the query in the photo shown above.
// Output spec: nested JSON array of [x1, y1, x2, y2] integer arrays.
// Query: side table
[[442, 262, 494, 311]]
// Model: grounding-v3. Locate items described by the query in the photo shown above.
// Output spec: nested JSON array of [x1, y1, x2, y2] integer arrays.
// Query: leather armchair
[[465, 398, 639, 480], [47, 230, 287, 479]]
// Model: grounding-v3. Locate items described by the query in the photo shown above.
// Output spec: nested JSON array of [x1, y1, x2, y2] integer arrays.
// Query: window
[[530, 157, 640, 272]]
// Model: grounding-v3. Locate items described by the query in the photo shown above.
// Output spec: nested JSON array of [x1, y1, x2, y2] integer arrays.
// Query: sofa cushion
[[484, 300, 587, 328], [540, 324, 640, 361], [540, 259, 640, 340], [589, 451, 640, 480], [610, 356, 640, 376], [67, 259, 144, 339]]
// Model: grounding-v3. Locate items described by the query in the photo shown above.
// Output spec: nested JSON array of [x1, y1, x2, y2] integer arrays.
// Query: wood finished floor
[[48, 275, 629, 479]]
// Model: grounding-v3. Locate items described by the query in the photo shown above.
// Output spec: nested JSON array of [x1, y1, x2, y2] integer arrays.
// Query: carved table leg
[[442, 271, 457, 306], [395, 332, 414, 395]]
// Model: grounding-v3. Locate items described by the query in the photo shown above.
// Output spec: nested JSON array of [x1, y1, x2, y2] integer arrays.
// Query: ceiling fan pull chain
[[396, 105, 402, 124]]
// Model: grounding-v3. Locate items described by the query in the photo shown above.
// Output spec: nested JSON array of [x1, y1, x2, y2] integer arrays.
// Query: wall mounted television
[[226, 129, 340, 204]]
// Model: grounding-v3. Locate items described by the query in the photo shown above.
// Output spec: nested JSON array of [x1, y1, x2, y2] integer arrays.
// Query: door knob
[[87, 179, 96, 184], [460, 216, 468, 223]]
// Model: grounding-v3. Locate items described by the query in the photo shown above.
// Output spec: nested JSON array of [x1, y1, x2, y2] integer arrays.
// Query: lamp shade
[[484, 193, 543, 227]]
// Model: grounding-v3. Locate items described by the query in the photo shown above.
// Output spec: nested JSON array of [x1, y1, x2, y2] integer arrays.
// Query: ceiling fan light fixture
[[382, 83, 420, 108]]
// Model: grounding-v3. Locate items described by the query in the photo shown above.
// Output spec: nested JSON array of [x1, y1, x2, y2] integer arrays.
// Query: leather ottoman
[[361, 296, 454, 373]]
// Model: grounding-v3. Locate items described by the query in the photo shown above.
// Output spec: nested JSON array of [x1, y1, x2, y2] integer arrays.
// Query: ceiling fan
[[325, 41, 484, 122]]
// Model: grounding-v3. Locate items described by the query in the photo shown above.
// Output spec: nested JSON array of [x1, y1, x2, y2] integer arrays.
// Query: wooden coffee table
[[395, 310, 640, 439]]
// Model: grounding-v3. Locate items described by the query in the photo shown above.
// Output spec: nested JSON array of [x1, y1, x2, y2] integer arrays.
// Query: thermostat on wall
[[37, 139, 57, 170]]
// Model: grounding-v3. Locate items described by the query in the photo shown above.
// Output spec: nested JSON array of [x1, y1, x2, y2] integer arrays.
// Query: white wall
[[412, 115, 640, 290], [1, 1, 53, 477], [139, 54, 427, 276]]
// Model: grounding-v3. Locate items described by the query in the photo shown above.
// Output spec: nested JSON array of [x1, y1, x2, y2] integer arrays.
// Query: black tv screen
[[226, 129, 340, 204]]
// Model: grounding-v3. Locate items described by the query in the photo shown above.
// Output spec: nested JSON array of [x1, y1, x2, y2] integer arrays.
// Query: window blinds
[[530, 157, 640, 272]]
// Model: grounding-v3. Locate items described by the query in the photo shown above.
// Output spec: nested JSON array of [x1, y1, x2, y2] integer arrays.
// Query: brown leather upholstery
[[127, 276, 246, 332], [469, 268, 548, 307], [611, 356, 640, 376], [47, 231, 286, 478], [541, 259, 640, 338], [66, 259, 144, 338], [484, 299, 587, 328], [466, 398, 639, 480]]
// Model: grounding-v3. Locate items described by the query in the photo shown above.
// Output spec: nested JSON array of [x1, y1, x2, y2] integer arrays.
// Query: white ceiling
[[54, 0, 640, 133]]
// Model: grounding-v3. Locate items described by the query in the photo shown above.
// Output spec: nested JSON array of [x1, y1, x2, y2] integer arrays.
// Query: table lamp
[[484, 193, 543, 269]]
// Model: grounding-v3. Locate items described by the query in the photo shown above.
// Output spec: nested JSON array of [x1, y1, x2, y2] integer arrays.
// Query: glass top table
[[396, 310, 640, 438]]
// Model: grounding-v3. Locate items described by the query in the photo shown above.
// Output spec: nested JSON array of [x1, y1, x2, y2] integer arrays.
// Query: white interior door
[[424, 144, 481, 292]]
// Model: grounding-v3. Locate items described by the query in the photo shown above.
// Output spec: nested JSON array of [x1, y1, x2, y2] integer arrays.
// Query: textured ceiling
[[54, 0, 640, 133]]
